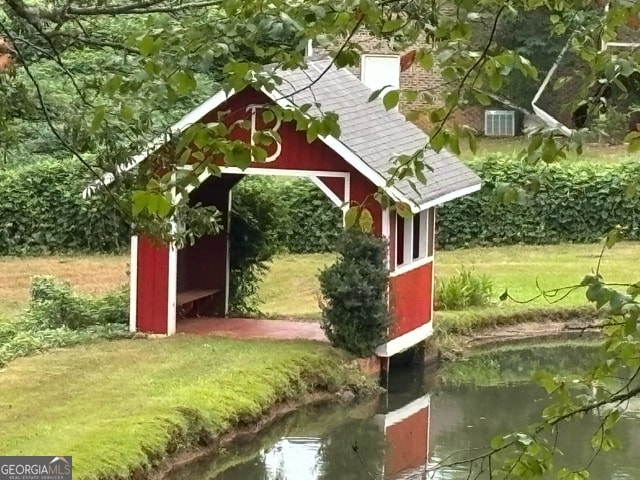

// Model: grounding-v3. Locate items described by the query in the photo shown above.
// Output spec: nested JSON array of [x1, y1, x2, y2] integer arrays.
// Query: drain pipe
[[531, 37, 575, 137]]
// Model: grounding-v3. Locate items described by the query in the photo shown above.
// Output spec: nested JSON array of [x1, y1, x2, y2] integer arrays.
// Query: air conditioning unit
[[484, 110, 516, 136]]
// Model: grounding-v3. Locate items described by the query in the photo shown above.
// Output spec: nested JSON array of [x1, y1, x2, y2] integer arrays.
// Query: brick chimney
[[0, 37, 15, 72]]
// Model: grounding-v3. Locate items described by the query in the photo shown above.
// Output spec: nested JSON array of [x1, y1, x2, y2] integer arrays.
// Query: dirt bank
[[429, 315, 603, 363]]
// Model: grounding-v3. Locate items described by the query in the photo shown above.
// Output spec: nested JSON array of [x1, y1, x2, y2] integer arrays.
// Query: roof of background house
[[85, 58, 481, 209]]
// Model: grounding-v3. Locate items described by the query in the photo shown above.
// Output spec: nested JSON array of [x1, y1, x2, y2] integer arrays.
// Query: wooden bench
[[176, 289, 221, 317]]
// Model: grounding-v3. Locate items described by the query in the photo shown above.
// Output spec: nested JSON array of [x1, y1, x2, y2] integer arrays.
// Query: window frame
[[393, 208, 433, 274]]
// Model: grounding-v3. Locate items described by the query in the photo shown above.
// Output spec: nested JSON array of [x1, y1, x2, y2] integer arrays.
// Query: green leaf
[[344, 207, 358, 228], [368, 87, 386, 102], [396, 202, 412, 218], [383, 90, 400, 110], [490, 435, 506, 449], [468, 133, 477, 154], [358, 208, 374, 232], [89, 105, 106, 134], [580, 274, 601, 287], [382, 18, 404, 32], [626, 283, 640, 297], [306, 122, 319, 143], [139, 35, 155, 57], [429, 132, 446, 152], [262, 110, 275, 123]]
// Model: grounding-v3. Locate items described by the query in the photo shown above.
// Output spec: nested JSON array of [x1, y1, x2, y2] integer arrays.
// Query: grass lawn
[[459, 137, 635, 163], [1, 243, 637, 322], [262, 242, 636, 319], [259, 253, 336, 319], [0, 336, 367, 479]]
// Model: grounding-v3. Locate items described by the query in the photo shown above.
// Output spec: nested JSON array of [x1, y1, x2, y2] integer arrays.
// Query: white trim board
[[225, 189, 232, 315], [416, 183, 482, 211], [129, 235, 139, 333], [167, 243, 178, 336], [390, 255, 433, 278], [309, 177, 344, 208], [375, 321, 433, 357], [219, 167, 350, 178], [374, 395, 431, 430]]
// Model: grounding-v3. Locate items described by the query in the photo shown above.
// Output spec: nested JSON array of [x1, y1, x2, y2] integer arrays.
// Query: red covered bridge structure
[[89, 59, 480, 358]]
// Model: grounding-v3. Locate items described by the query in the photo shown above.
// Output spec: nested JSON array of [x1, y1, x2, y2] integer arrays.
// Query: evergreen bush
[[318, 230, 389, 356]]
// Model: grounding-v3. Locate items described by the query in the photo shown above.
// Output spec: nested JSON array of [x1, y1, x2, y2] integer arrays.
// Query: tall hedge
[[0, 160, 341, 256], [0, 159, 129, 255], [5, 155, 639, 256], [274, 179, 342, 253], [436, 156, 640, 249]]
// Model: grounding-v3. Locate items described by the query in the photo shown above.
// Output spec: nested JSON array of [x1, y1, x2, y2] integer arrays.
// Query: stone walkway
[[176, 317, 328, 342]]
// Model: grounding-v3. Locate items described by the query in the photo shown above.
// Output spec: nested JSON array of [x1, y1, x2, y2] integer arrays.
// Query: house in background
[[350, 7, 640, 136]]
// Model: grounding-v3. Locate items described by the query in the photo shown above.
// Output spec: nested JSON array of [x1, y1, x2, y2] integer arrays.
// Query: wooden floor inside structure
[[176, 317, 328, 342]]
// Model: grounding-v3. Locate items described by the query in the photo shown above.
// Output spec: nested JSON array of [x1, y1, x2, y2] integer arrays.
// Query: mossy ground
[[0, 336, 371, 479]]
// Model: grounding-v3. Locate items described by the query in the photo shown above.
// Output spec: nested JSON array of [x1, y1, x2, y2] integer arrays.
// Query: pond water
[[166, 341, 640, 479]]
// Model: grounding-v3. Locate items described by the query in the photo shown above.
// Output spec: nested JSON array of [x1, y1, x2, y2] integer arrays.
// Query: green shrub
[[591, 106, 631, 145], [437, 156, 640, 249], [318, 230, 389, 356], [0, 276, 130, 366], [0, 159, 129, 255], [435, 267, 494, 311], [26, 276, 129, 329]]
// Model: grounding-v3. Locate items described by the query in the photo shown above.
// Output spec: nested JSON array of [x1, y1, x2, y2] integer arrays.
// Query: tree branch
[[0, 19, 130, 221]]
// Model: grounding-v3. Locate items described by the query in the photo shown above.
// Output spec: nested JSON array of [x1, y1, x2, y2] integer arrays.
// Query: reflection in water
[[263, 438, 323, 479], [167, 343, 640, 480]]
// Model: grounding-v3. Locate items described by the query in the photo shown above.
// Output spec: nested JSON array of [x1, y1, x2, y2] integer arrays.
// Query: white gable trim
[[82, 85, 418, 210], [415, 183, 482, 211], [82, 89, 234, 198], [259, 87, 416, 210]]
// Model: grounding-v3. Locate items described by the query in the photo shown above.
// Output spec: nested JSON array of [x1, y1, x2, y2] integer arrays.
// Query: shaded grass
[[458, 137, 632, 163], [0, 336, 370, 480], [0, 255, 127, 320]]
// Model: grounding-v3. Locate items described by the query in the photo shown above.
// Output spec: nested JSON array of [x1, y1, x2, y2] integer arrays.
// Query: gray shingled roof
[[84, 58, 481, 205], [274, 58, 481, 209]]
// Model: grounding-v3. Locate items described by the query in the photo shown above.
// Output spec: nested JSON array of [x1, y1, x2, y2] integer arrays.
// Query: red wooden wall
[[384, 404, 430, 477], [136, 236, 169, 334], [389, 262, 433, 338]]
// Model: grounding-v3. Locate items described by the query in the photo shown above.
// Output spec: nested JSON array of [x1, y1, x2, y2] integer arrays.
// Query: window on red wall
[[395, 208, 432, 269], [412, 214, 421, 260], [396, 215, 405, 266]]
